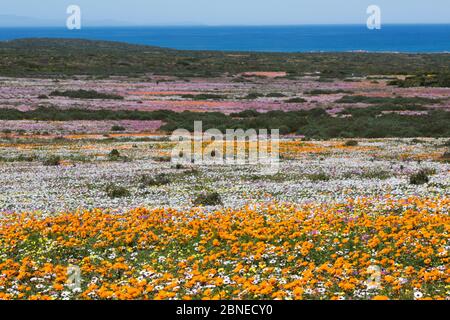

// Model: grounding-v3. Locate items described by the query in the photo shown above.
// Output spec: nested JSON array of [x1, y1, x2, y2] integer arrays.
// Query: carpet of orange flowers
[[0, 196, 448, 300]]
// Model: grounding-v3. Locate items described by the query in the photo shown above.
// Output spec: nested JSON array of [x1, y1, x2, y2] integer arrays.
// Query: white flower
[[414, 290, 423, 300], [317, 287, 326, 294]]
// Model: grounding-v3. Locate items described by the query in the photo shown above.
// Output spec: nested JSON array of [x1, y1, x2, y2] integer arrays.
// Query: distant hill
[[0, 38, 448, 78]]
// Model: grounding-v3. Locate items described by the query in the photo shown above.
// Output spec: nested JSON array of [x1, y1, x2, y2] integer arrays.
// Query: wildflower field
[[0, 133, 448, 300], [0, 39, 449, 300], [0, 196, 448, 300]]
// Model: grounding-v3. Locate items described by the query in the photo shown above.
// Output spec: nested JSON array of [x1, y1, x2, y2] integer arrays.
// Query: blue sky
[[0, 0, 449, 26]]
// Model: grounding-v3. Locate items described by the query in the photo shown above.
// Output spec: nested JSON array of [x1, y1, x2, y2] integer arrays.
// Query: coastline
[[0, 24, 449, 53]]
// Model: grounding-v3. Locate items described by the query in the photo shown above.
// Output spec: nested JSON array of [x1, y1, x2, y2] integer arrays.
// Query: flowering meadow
[[0, 196, 448, 300], [0, 133, 448, 300], [0, 72, 449, 300]]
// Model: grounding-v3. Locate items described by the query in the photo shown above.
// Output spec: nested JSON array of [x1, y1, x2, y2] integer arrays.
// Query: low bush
[[140, 174, 171, 187], [409, 170, 430, 185], [265, 92, 286, 98], [285, 97, 307, 103], [307, 172, 330, 181], [108, 149, 121, 160], [336, 95, 439, 105], [193, 192, 222, 206], [344, 140, 359, 146], [242, 92, 264, 100], [304, 89, 353, 95], [106, 184, 130, 198], [388, 74, 450, 88], [111, 125, 126, 132], [361, 170, 392, 180], [49, 89, 123, 100], [181, 94, 227, 100], [43, 155, 61, 166]]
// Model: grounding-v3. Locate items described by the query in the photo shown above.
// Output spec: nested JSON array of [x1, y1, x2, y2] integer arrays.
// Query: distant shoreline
[[0, 23, 449, 28], [2, 37, 449, 55], [0, 25, 449, 53]]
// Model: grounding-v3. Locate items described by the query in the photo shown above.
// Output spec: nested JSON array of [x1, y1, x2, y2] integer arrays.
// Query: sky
[[0, 0, 449, 26]]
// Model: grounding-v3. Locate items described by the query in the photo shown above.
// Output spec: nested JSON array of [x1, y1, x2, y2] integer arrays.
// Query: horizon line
[[0, 23, 450, 28]]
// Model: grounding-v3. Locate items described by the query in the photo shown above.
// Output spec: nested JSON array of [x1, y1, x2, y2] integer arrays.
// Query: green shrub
[[344, 140, 359, 146], [285, 97, 307, 103], [43, 155, 61, 166], [153, 156, 171, 162], [307, 172, 330, 181], [49, 89, 123, 100], [409, 170, 430, 185], [388, 74, 450, 88], [108, 149, 121, 160], [242, 92, 264, 100], [0, 106, 449, 139], [106, 184, 130, 198], [361, 170, 392, 180], [193, 192, 222, 206], [140, 174, 171, 187], [441, 151, 450, 161], [230, 109, 260, 118], [265, 92, 286, 98], [111, 125, 126, 132], [181, 94, 227, 100], [336, 95, 439, 105], [304, 89, 353, 95]]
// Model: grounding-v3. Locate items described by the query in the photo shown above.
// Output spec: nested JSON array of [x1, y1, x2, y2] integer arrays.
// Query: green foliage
[[0, 154, 37, 163], [106, 184, 130, 198], [50, 89, 123, 100], [230, 109, 260, 118], [304, 89, 353, 95], [307, 172, 330, 181], [441, 151, 450, 162], [193, 192, 222, 206], [242, 92, 265, 100], [336, 95, 439, 105], [108, 149, 122, 161], [409, 170, 430, 185], [265, 92, 286, 98], [0, 106, 449, 139], [140, 174, 171, 187], [111, 125, 126, 132], [389, 74, 450, 88], [152, 155, 172, 162], [43, 155, 61, 166], [285, 97, 307, 103], [344, 140, 359, 146], [360, 170, 392, 180], [181, 94, 227, 100], [1, 39, 448, 78]]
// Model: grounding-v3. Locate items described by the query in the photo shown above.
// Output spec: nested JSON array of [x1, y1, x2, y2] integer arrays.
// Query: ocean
[[0, 25, 449, 53]]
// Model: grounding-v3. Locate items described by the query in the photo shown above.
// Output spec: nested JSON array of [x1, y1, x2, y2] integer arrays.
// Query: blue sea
[[0, 25, 449, 53]]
